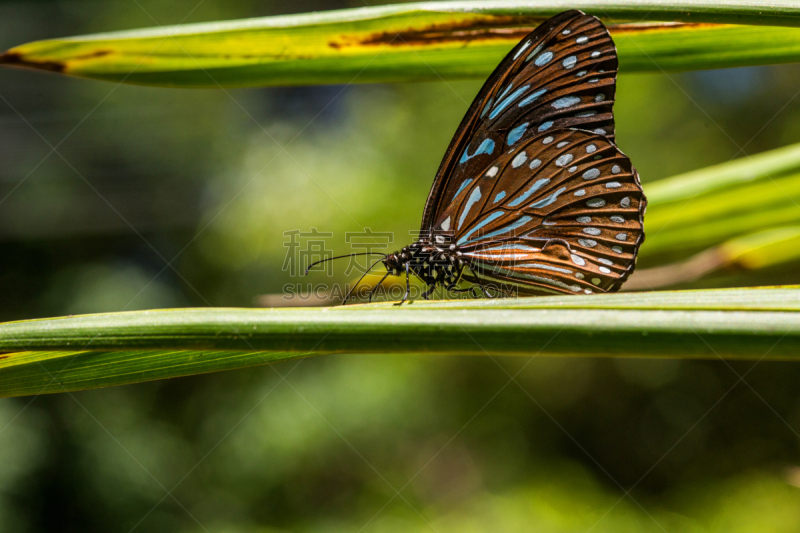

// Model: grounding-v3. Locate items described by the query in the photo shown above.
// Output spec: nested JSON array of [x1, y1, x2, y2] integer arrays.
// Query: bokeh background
[[2, 0, 800, 531]]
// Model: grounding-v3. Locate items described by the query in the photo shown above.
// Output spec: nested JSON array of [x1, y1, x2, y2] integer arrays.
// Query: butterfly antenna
[[342, 256, 389, 305], [304, 252, 388, 275]]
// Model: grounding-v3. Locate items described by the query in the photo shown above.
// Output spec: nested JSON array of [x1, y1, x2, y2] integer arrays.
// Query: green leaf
[[3, 1, 800, 87], [1, 286, 799, 397], [722, 226, 800, 269], [641, 142, 800, 262], [628, 226, 800, 289]]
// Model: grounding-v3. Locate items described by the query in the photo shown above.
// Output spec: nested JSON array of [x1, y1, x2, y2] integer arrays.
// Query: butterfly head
[[383, 242, 422, 275], [382, 249, 407, 276]]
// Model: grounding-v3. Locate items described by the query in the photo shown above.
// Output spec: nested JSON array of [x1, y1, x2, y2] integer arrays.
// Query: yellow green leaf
[[2, 1, 800, 87]]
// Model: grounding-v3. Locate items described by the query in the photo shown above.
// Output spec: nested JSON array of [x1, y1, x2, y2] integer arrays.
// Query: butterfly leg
[[394, 263, 411, 306], [368, 270, 392, 303], [422, 284, 436, 300], [467, 266, 495, 298]]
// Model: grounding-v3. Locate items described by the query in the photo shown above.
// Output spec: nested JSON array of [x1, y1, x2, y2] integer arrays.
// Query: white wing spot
[[587, 198, 606, 208], [543, 136, 554, 144], [513, 41, 531, 59], [562, 56, 577, 69], [589, 79, 600, 83], [574, 189, 586, 197], [591, 51, 601, 58], [511, 152, 528, 168], [579, 239, 598, 248], [552, 96, 582, 109], [562, 29, 571, 35], [616, 233, 628, 241], [594, 128, 606, 134], [530, 158, 542, 169], [525, 43, 544, 62], [534, 51, 554, 66], [583, 168, 600, 180], [586, 144, 597, 153], [620, 197, 631, 208], [571, 254, 586, 266], [440, 216, 451, 231], [576, 70, 587, 77], [612, 246, 623, 254], [612, 164, 621, 174], [595, 94, 606, 102], [598, 258, 613, 266], [583, 227, 602, 236], [569, 166, 578, 173], [576, 36, 589, 44], [605, 181, 622, 189], [611, 216, 625, 223], [577, 216, 591, 223], [557, 141, 569, 148], [599, 267, 611, 274], [486, 166, 499, 177], [555, 153, 574, 167]]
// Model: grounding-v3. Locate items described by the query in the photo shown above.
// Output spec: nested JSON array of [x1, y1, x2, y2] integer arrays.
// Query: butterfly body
[[382, 239, 466, 301]]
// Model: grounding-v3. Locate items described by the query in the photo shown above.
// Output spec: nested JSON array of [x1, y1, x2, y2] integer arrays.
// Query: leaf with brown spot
[[2, 1, 800, 87]]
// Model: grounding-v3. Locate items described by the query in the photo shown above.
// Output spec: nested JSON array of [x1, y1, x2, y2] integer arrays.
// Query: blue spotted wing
[[421, 10, 644, 295], [439, 129, 645, 295], [421, 9, 618, 228]]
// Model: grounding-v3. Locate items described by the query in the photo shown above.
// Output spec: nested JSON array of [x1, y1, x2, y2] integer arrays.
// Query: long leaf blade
[[3, 1, 800, 87], [1, 286, 799, 397]]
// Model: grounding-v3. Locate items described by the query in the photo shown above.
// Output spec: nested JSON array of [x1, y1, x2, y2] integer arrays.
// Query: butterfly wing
[[421, 10, 619, 230], [440, 129, 645, 295]]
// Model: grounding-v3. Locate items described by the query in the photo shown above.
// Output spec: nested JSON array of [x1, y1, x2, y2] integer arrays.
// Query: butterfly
[[309, 10, 646, 304]]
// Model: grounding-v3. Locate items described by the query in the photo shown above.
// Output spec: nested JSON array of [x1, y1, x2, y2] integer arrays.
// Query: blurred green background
[[2, 0, 800, 531]]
